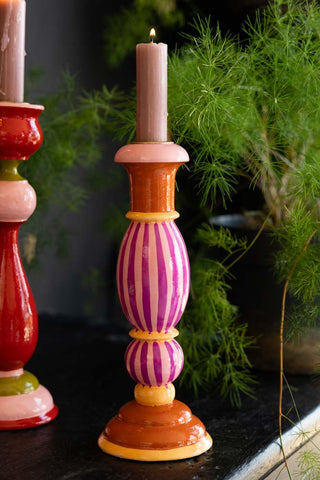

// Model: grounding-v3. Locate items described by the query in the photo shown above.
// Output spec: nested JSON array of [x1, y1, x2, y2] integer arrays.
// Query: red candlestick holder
[[98, 142, 212, 461], [0, 102, 58, 430]]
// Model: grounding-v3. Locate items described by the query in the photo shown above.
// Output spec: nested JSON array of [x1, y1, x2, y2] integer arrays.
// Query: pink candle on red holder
[[0, 0, 26, 102], [136, 28, 168, 142]]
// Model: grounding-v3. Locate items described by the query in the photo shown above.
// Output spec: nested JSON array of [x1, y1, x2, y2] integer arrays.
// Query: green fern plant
[[168, 2, 320, 226], [101, 0, 320, 406], [99, 1, 320, 474], [103, 0, 184, 68], [179, 224, 256, 407], [165, 0, 320, 402], [20, 72, 122, 267]]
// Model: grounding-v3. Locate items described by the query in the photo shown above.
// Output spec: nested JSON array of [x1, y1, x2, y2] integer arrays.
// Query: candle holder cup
[[0, 102, 58, 430], [98, 142, 212, 461]]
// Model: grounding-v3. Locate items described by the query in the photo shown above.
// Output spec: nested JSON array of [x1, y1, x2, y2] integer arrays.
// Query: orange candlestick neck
[[124, 162, 182, 213], [114, 142, 189, 215]]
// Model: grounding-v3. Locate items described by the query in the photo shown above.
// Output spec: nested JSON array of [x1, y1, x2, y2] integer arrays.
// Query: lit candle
[[136, 28, 168, 142], [0, 0, 26, 102]]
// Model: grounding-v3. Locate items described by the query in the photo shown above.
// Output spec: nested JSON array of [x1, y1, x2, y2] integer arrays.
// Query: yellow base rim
[[98, 432, 213, 462]]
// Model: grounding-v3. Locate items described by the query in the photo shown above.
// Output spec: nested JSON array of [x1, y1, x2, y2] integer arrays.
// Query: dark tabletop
[[1, 315, 320, 480]]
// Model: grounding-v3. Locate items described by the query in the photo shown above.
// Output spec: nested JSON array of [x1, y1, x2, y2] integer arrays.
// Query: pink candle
[[0, 0, 26, 102], [136, 29, 168, 142]]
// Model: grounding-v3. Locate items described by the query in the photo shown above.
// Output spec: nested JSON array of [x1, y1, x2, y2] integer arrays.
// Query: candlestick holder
[[0, 102, 58, 430], [98, 142, 212, 461]]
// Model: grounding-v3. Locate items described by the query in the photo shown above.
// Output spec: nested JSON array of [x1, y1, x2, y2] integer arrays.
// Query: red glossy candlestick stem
[[0, 102, 58, 430], [0, 222, 38, 371]]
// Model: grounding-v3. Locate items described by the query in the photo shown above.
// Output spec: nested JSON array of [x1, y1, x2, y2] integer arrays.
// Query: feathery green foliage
[[273, 204, 320, 339], [20, 73, 122, 266], [179, 225, 256, 407], [163, 0, 320, 401], [168, 2, 320, 224], [101, 0, 320, 406], [297, 449, 320, 479], [103, 0, 184, 67]]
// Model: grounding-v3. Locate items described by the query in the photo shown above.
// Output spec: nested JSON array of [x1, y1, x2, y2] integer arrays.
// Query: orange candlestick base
[[98, 398, 212, 462], [99, 383, 212, 461]]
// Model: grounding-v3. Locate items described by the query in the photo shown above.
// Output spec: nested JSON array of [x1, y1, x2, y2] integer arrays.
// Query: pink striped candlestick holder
[[0, 102, 58, 430], [98, 142, 212, 461]]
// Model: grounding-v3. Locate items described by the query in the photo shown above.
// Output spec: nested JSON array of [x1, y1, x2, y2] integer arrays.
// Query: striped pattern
[[125, 339, 184, 387], [117, 221, 190, 332]]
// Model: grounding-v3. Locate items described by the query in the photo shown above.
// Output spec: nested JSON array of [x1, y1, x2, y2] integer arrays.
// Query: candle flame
[[149, 28, 156, 42]]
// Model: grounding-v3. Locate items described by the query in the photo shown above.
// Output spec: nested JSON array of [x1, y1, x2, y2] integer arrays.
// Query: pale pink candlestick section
[[0, 0, 26, 102], [136, 30, 168, 142]]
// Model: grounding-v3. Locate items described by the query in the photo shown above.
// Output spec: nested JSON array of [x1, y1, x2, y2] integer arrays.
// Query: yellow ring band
[[126, 211, 180, 222], [129, 328, 179, 341]]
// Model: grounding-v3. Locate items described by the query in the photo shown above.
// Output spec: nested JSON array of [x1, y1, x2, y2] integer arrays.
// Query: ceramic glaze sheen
[[117, 221, 190, 332], [0, 180, 36, 221], [0, 222, 37, 370], [0, 103, 58, 430], [98, 142, 212, 461], [125, 338, 184, 386], [0, 102, 44, 159]]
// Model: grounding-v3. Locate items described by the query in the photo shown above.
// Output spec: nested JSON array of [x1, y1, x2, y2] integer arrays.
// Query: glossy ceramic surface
[[0, 103, 44, 160], [125, 338, 184, 386], [104, 399, 208, 449], [99, 142, 212, 460], [117, 221, 190, 332], [115, 143, 189, 213], [0, 180, 36, 222], [0, 383, 58, 430], [0, 222, 38, 370], [0, 370, 39, 396], [0, 103, 58, 429]]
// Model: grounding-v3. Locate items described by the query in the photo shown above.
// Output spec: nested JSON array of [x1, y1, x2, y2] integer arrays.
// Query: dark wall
[[25, 0, 129, 94], [23, 0, 266, 321], [25, 1, 126, 320]]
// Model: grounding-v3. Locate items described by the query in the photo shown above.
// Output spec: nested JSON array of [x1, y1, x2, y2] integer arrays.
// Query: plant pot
[[211, 214, 320, 375]]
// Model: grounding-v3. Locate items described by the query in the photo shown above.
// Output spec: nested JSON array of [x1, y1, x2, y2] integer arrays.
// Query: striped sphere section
[[117, 221, 190, 332], [125, 339, 184, 387]]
